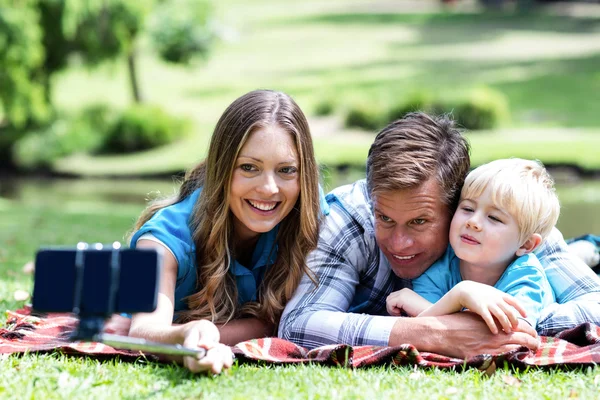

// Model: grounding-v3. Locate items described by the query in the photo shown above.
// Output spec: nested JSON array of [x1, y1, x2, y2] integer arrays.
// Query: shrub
[[452, 87, 510, 130], [387, 92, 443, 123], [101, 105, 190, 153], [13, 120, 98, 170], [313, 99, 335, 116], [343, 101, 384, 131]]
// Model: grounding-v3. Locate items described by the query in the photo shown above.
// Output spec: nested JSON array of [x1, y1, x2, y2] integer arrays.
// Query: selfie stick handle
[[95, 333, 207, 358]]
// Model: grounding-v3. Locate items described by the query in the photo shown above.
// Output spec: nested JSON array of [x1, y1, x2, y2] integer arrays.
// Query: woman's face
[[229, 124, 300, 243]]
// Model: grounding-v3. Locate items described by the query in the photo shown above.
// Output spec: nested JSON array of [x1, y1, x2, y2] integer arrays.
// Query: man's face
[[373, 177, 452, 280]]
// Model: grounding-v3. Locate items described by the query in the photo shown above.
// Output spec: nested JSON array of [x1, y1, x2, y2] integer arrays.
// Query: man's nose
[[390, 227, 414, 251]]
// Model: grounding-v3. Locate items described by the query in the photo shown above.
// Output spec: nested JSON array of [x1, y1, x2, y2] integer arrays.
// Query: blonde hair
[[460, 158, 560, 244], [131, 90, 320, 327]]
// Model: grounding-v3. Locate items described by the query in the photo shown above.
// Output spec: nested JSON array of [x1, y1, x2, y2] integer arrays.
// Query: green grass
[[45, 1, 600, 177], [2, 191, 600, 399]]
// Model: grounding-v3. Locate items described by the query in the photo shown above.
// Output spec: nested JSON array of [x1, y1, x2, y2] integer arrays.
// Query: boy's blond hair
[[460, 158, 560, 245]]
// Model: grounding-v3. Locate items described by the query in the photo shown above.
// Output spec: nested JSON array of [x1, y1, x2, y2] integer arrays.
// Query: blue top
[[412, 245, 556, 329], [130, 186, 330, 312]]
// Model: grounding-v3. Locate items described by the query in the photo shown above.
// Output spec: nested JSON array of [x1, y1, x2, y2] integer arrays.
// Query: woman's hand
[[181, 320, 234, 374]]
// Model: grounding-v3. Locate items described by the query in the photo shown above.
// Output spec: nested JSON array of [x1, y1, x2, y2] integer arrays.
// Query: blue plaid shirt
[[279, 179, 600, 349]]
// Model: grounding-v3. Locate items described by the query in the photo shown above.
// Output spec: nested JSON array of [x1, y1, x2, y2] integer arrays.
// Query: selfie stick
[[70, 242, 206, 359]]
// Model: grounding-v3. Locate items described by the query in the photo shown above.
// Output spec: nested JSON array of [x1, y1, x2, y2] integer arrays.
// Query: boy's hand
[[454, 281, 527, 334], [386, 288, 430, 317]]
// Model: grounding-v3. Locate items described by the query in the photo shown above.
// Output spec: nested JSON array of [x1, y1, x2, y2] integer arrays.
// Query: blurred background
[[1, 0, 599, 240]]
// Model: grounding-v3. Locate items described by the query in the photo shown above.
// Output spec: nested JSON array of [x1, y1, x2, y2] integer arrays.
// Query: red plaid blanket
[[2, 307, 600, 369]]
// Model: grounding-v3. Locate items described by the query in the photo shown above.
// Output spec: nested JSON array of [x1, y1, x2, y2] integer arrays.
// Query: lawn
[[47, 0, 600, 177], [1, 198, 600, 399]]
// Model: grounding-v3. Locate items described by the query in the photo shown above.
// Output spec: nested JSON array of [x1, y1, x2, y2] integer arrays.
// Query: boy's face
[[449, 187, 522, 270]]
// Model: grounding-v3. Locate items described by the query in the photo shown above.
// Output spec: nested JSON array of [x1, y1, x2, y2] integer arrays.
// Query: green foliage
[[387, 91, 444, 122], [101, 105, 191, 153], [149, 0, 214, 64], [313, 99, 335, 116], [452, 87, 510, 130], [0, 1, 49, 128], [12, 105, 116, 170], [65, 0, 151, 65], [383, 87, 510, 130], [343, 101, 384, 131]]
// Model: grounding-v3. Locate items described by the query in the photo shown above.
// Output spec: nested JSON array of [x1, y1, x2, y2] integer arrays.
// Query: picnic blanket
[[2, 306, 600, 370]]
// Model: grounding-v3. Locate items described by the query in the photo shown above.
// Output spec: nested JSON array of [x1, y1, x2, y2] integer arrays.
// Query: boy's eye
[[489, 215, 503, 223]]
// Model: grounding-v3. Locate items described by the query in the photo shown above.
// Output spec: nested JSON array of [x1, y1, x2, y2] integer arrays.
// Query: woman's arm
[[217, 318, 275, 346], [128, 239, 233, 374]]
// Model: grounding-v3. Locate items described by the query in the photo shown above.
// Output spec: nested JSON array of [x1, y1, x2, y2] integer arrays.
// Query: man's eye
[[379, 214, 393, 223], [412, 219, 426, 225]]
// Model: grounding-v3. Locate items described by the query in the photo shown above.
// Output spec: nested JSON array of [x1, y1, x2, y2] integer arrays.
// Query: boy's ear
[[516, 233, 542, 256]]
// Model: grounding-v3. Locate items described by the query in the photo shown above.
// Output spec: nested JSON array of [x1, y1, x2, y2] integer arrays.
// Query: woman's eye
[[280, 166, 298, 174], [240, 164, 256, 172]]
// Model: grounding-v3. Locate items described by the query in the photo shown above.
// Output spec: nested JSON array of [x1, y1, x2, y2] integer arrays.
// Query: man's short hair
[[367, 112, 471, 212], [460, 158, 560, 244]]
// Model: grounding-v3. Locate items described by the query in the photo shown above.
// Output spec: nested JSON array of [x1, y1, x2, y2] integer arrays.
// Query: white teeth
[[393, 255, 415, 260], [248, 200, 277, 211]]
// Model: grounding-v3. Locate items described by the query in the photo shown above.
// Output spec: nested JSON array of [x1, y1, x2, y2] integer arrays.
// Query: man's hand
[[389, 311, 539, 359]]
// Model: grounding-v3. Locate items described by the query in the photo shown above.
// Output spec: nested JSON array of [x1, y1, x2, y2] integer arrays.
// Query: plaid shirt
[[279, 179, 600, 349]]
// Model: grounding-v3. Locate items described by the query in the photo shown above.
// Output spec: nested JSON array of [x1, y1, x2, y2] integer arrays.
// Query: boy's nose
[[466, 216, 482, 231]]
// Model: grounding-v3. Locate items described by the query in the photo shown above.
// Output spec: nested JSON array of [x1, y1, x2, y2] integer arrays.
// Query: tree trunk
[[127, 48, 142, 104]]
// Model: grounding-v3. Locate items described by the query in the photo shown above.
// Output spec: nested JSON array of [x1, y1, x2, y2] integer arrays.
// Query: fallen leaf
[[408, 372, 422, 380], [445, 387, 459, 395], [484, 360, 497, 377], [22, 261, 35, 275], [13, 290, 30, 301], [502, 375, 522, 387]]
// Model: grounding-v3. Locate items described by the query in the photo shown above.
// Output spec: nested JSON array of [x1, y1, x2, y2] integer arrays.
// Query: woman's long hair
[[132, 90, 320, 327]]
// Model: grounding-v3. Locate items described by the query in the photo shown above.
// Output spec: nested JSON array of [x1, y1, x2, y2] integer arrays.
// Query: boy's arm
[[386, 288, 433, 316], [419, 281, 527, 334]]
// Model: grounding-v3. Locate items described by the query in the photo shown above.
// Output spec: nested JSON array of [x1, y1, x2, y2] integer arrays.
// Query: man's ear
[[516, 233, 542, 256]]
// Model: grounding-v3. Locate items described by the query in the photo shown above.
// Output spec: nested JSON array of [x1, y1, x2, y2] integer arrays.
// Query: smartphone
[[32, 246, 160, 316]]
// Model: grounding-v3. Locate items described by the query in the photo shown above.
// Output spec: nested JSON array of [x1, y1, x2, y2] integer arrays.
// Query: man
[[279, 112, 600, 359]]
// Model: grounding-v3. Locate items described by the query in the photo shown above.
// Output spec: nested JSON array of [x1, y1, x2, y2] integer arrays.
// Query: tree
[[0, 0, 215, 167]]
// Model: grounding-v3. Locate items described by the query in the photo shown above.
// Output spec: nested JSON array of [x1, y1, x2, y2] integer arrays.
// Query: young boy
[[386, 158, 560, 334]]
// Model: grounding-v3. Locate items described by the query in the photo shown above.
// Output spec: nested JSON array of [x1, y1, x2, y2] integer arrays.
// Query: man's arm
[[279, 201, 539, 356], [537, 228, 600, 334], [389, 312, 539, 359]]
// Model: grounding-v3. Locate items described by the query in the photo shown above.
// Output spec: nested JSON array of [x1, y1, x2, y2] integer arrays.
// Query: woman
[[127, 90, 323, 373]]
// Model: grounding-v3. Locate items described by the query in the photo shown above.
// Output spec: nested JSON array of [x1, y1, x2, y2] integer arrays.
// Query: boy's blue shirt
[[412, 245, 556, 328]]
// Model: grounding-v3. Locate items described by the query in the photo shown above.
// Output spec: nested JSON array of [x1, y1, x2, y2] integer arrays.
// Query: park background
[[1, 0, 600, 398]]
